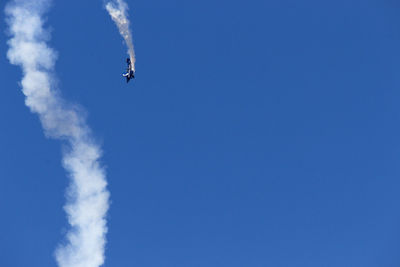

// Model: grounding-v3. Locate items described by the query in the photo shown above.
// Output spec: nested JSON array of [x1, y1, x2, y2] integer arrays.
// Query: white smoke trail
[[105, 0, 136, 71], [5, 1, 110, 267]]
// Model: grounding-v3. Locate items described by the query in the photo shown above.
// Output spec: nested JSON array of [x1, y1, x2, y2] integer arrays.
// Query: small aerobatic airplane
[[123, 58, 135, 83]]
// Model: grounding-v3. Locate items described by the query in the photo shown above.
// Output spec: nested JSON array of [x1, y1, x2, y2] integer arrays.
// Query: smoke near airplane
[[5, 1, 110, 266], [106, 0, 136, 72]]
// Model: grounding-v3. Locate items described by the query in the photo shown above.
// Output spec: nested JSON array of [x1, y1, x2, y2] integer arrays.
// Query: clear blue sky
[[2, 0, 400, 266]]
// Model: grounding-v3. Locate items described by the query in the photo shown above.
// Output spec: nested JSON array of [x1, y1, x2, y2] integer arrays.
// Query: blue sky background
[[2, 0, 400, 266]]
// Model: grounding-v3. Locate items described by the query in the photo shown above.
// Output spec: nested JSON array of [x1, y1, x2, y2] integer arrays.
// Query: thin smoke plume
[[5, 1, 110, 267], [106, 0, 136, 71]]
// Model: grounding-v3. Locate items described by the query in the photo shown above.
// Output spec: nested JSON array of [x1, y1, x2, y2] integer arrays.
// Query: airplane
[[123, 58, 135, 83]]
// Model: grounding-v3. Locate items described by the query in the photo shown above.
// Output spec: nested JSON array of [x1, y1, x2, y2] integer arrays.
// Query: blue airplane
[[123, 58, 135, 83]]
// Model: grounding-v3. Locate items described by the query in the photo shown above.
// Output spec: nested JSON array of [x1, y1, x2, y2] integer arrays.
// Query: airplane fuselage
[[123, 58, 135, 83]]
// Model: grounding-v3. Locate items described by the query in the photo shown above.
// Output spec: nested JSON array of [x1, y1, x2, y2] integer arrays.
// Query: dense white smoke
[[106, 0, 136, 71], [5, 1, 110, 267]]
